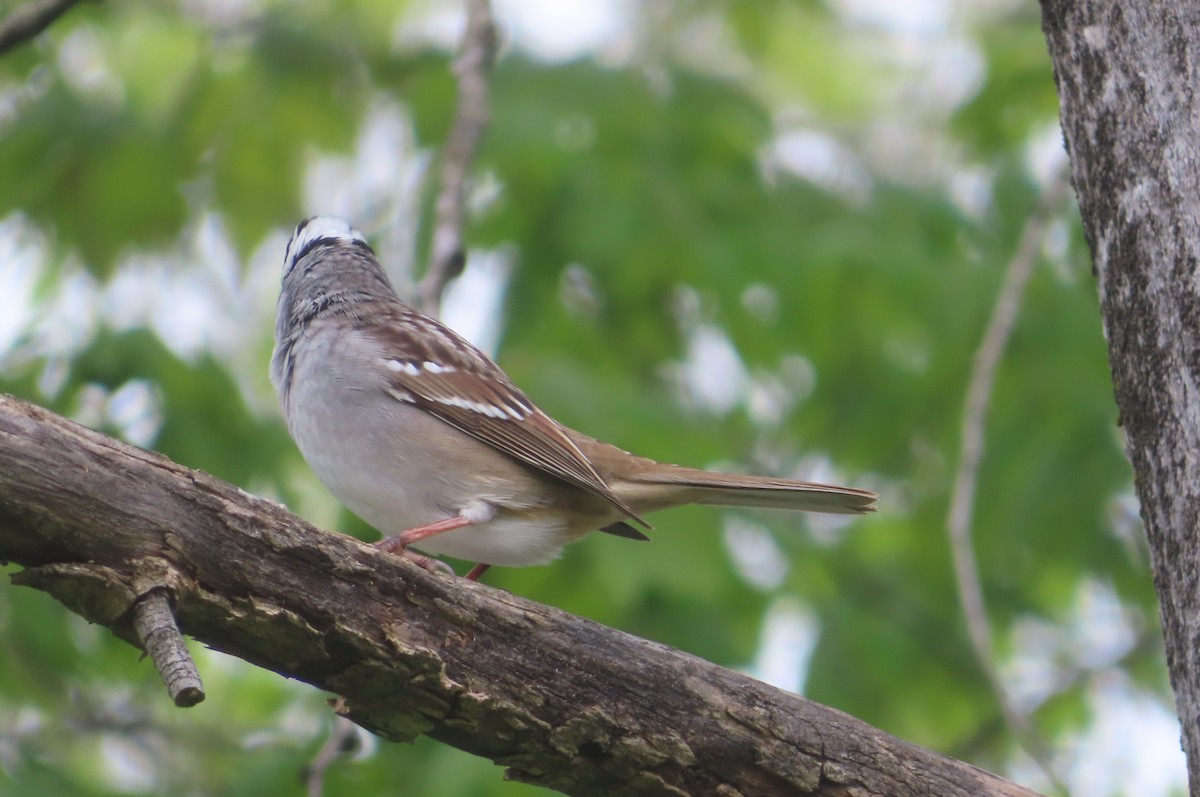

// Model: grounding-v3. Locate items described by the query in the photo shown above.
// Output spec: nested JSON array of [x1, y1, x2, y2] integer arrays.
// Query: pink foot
[[373, 514, 475, 577], [374, 539, 456, 576]]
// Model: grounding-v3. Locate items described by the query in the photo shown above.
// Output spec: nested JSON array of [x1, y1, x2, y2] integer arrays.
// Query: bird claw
[[374, 538, 456, 576]]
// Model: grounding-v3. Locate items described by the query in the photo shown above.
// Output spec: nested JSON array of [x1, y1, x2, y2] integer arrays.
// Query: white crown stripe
[[292, 217, 365, 251], [284, 216, 368, 274]]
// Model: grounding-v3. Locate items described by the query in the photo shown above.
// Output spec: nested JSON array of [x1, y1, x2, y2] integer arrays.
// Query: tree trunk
[[1040, 1, 1200, 791], [0, 394, 1041, 797]]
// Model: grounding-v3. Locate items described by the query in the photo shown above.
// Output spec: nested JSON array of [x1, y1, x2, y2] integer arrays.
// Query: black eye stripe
[[291, 238, 330, 265], [291, 236, 376, 266]]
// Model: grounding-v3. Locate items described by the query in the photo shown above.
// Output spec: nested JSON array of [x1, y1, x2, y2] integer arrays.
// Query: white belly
[[283, 327, 572, 567], [410, 514, 571, 566]]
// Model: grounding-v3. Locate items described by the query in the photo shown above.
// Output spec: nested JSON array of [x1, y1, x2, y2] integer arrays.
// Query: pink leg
[[465, 563, 491, 581], [374, 515, 474, 576]]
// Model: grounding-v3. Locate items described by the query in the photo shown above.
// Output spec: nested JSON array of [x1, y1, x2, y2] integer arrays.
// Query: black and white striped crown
[[284, 216, 370, 274]]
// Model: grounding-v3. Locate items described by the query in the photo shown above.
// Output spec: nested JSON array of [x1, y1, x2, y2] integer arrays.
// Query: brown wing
[[364, 306, 648, 527]]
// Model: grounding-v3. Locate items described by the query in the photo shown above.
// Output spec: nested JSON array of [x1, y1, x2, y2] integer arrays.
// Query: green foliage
[[0, 1, 1173, 796]]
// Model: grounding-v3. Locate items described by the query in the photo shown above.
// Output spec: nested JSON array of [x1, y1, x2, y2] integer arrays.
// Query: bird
[[271, 216, 876, 581]]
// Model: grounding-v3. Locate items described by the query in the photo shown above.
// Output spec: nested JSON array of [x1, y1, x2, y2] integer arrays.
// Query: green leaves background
[[0, 1, 1177, 795]]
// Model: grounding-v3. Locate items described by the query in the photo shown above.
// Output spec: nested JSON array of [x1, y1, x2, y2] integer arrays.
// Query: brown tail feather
[[637, 467, 877, 515]]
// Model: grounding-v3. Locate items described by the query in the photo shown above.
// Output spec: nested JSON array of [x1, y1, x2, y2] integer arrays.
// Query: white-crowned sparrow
[[272, 216, 876, 580]]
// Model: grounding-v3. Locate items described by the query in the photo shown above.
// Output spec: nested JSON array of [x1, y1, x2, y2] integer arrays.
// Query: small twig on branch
[[304, 716, 360, 797], [132, 590, 205, 708], [417, 0, 498, 314], [0, 0, 88, 57], [946, 166, 1072, 793]]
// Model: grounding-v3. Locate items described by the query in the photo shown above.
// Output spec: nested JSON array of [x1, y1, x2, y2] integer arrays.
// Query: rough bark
[[0, 394, 1040, 797], [1040, 1, 1200, 791]]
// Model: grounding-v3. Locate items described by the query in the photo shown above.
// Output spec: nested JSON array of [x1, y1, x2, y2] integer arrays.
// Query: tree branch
[[0, 0, 88, 57], [1040, 2, 1200, 792], [946, 167, 1072, 792], [132, 589, 205, 707], [418, 0, 498, 314], [0, 394, 1042, 797]]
